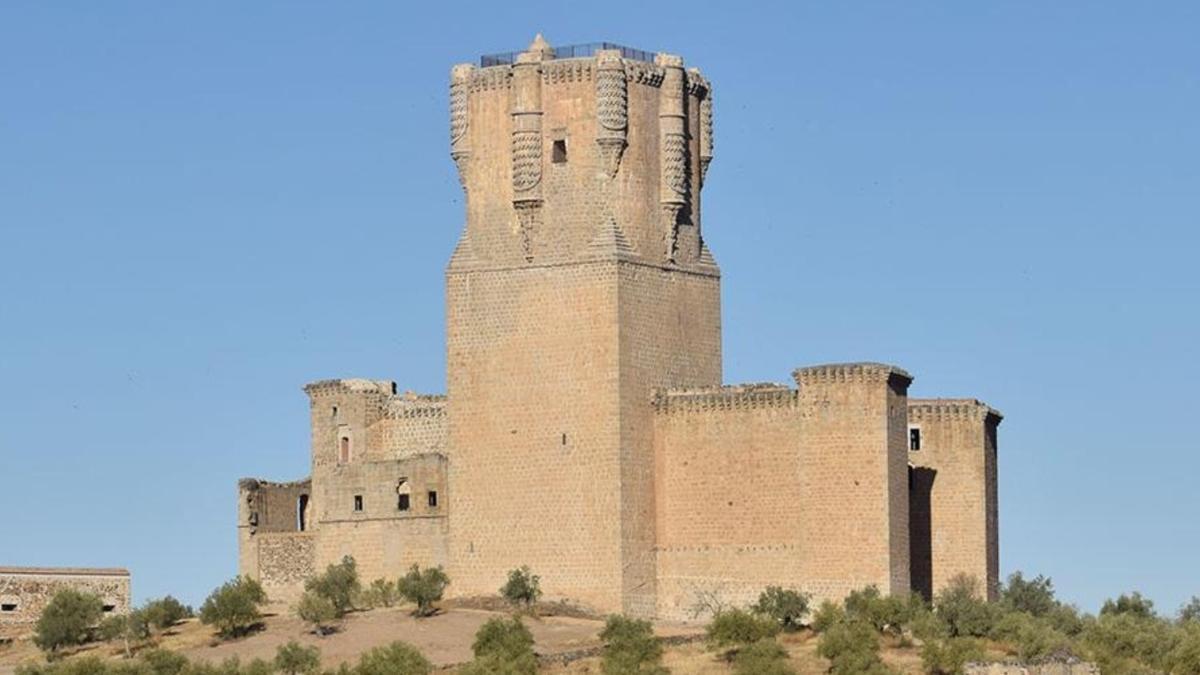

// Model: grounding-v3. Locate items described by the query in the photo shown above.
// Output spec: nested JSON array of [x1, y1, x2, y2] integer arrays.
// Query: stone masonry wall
[[0, 568, 130, 638], [255, 533, 315, 606], [908, 399, 1001, 599]]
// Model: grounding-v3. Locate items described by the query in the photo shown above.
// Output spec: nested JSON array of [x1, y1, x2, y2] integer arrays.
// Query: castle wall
[[237, 478, 313, 605], [0, 568, 130, 638], [652, 386, 803, 620], [794, 364, 912, 600], [908, 399, 1001, 599]]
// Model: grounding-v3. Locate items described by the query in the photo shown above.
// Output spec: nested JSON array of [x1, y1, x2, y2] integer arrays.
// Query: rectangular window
[[552, 139, 567, 163], [398, 494, 410, 511], [427, 491, 438, 508], [353, 495, 363, 512], [339, 437, 351, 464], [909, 427, 922, 451], [1, 603, 16, 612]]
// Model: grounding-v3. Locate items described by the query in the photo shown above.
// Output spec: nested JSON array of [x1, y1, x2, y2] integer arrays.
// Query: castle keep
[[238, 36, 1002, 621]]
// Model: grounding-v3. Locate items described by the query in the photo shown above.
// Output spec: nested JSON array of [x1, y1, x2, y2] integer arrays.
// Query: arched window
[[297, 494, 309, 531]]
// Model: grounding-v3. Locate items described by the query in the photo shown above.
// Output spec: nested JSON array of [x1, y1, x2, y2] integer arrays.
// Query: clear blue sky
[[2, 2, 1197, 615]]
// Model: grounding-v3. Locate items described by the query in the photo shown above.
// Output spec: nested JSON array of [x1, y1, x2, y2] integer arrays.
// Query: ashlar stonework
[[237, 36, 1002, 621]]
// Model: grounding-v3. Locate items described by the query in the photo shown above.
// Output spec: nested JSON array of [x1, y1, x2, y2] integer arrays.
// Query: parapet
[[0, 567, 129, 578], [792, 362, 913, 388], [909, 398, 1003, 424], [652, 383, 797, 415], [384, 391, 448, 420], [303, 378, 396, 398]]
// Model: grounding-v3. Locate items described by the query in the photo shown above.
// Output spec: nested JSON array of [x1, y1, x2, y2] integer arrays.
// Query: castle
[[237, 36, 1001, 621]]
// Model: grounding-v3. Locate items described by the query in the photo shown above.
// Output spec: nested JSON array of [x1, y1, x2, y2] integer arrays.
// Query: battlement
[[909, 398, 1003, 423], [793, 362, 913, 388], [303, 379, 396, 398], [652, 383, 797, 414], [384, 392, 447, 420], [479, 40, 656, 67]]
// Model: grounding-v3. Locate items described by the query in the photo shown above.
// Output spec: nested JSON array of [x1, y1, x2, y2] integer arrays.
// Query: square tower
[[445, 37, 721, 616]]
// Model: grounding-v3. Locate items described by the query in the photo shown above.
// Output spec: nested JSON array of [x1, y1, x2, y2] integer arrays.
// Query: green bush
[[988, 612, 1072, 661], [396, 564, 449, 617], [98, 609, 150, 657], [140, 647, 190, 675], [1169, 623, 1200, 675], [198, 575, 267, 638], [1081, 611, 1176, 673], [753, 587, 810, 632], [1000, 572, 1057, 618], [361, 579, 399, 609], [142, 596, 192, 631], [816, 619, 894, 675], [33, 588, 105, 655], [732, 638, 795, 675], [599, 615, 666, 675], [500, 566, 543, 608], [297, 590, 340, 635], [919, 636, 984, 675], [274, 641, 320, 675], [706, 608, 781, 657], [844, 586, 918, 635], [1100, 591, 1156, 619], [459, 617, 537, 675], [1181, 597, 1200, 624], [353, 642, 431, 675], [934, 575, 995, 638], [305, 556, 360, 617], [810, 600, 845, 634]]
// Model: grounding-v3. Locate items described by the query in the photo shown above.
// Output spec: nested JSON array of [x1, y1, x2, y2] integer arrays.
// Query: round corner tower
[[444, 36, 722, 616]]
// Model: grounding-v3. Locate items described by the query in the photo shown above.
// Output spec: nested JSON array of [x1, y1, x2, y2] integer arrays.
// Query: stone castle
[[237, 36, 1001, 621]]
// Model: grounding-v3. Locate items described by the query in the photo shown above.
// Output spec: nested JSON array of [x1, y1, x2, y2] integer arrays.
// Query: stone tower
[[444, 36, 720, 615]]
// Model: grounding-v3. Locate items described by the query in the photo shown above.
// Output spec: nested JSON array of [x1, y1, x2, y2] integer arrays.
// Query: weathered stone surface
[[0, 567, 130, 638]]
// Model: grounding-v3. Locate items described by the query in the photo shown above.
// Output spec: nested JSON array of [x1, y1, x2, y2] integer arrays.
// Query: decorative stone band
[[792, 362, 914, 388], [626, 61, 665, 88], [541, 59, 592, 84], [652, 383, 798, 415], [303, 379, 397, 398], [466, 67, 512, 93], [908, 399, 1004, 424], [0, 567, 130, 578]]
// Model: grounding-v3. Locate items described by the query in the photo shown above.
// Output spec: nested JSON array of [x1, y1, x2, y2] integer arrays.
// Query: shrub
[[988, 612, 1072, 661], [1000, 572, 1057, 618], [753, 587, 811, 632], [198, 575, 267, 638], [1170, 624, 1200, 675], [396, 565, 449, 617], [142, 596, 192, 631], [599, 615, 666, 675], [500, 566, 543, 608], [275, 641, 321, 675], [98, 609, 150, 657], [844, 586, 918, 635], [934, 575, 995, 638], [810, 600, 845, 634], [706, 608, 781, 657], [1081, 611, 1176, 673], [353, 642, 431, 675], [1100, 591, 1156, 619], [732, 638, 795, 675], [362, 579, 399, 609], [33, 588, 105, 655], [305, 556, 361, 617], [1182, 597, 1200, 624], [139, 647, 190, 675], [459, 617, 537, 675], [297, 591, 340, 635], [920, 636, 985, 675], [816, 619, 894, 675]]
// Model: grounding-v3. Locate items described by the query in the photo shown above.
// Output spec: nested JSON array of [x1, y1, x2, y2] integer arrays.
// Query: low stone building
[[0, 567, 130, 638], [238, 36, 1003, 620]]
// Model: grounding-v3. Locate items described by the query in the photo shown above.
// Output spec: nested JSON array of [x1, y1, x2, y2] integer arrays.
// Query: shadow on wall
[[909, 466, 936, 601]]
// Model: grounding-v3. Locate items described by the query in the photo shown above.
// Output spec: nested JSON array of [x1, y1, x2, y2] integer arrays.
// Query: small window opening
[[1, 603, 16, 612], [339, 436, 351, 464], [909, 427, 922, 451], [102, 605, 116, 613], [331, 405, 338, 419], [427, 491, 438, 508], [353, 495, 363, 512], [552, 139, 567, 163], [297, 494, 309, 531], [561, 433, 567, 446], [398, 494, 410, 511]]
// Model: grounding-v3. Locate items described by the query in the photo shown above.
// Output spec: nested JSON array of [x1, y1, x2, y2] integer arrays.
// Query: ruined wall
[[908, 399, 1001, 599], [794, 363, 912, 600], [312, 453, 449, 582], [652, 385, 802, 620], [236, 478, 313, 604], [964, 661, 1098, 675], [0, 568, 130, 638], [254, 534, 315, 606]]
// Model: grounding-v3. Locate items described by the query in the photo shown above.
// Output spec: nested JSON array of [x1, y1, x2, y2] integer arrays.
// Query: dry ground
[[0, 608, 940, 674]]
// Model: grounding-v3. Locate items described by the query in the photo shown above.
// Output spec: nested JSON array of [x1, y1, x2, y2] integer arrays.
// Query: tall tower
[[445, 36, 721, 615]]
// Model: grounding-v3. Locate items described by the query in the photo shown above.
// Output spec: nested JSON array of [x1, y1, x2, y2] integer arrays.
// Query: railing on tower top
[[479, 42, 655, 68]]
